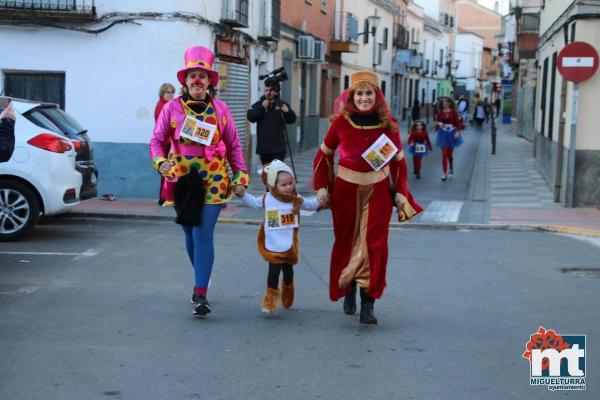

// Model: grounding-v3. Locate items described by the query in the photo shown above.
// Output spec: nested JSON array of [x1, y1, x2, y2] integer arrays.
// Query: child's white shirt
[[241, 192, 319, 252]]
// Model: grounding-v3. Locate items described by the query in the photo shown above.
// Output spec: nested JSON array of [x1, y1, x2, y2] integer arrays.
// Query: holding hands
[[233, 185, 246, 197], [317, 188, 330, 208]]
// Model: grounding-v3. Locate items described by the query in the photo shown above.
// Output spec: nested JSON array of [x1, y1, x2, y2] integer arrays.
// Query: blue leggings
[[180, 204, 222, 289]]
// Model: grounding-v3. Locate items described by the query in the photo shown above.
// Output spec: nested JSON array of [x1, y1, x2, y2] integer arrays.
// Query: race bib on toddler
[[266, 209, 298, 230]]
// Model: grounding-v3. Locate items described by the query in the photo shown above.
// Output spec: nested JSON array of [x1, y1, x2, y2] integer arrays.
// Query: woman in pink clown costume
[[150, 46, 249, 317]]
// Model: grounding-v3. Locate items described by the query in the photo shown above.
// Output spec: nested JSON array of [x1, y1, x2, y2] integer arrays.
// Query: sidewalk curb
[[62, 212, 600, 238], [535, 225, 600, 238]]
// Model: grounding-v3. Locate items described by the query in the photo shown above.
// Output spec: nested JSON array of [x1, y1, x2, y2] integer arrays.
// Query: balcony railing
[[331, 11, 358, 53], [0, 1, 96, 23]]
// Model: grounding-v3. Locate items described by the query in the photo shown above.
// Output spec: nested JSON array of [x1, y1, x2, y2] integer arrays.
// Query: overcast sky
[[415, 0, 509, 17], [479, 0, 509, 15]]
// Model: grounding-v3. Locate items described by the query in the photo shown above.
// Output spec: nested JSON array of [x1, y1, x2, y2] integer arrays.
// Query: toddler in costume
[[235, 160, 322, 314], [407, 120, 432, 179]]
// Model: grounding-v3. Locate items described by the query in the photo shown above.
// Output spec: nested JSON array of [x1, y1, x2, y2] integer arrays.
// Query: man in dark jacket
[[247, 78, 296, 165], [0, 102, 16, 163]]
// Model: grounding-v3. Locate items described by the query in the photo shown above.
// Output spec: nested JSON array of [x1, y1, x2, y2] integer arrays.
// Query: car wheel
[[0, 179, 40, 241]]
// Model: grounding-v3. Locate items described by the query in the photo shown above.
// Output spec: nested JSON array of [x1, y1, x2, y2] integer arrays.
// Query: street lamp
[[357, 10, 382, 70], [368, 12, 381, 70]]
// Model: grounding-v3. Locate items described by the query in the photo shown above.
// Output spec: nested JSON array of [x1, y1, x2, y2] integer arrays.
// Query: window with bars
[[4, 72, 66, 110], [272, 0, 281, 40], [383, 27, 388, 49]]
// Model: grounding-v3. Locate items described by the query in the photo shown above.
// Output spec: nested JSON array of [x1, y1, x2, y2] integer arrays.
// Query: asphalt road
[[404, 122, 483, 204], [1, 218, 599, 399]]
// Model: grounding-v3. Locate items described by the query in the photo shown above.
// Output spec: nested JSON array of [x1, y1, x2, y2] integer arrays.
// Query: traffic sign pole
[[555, 42, 598, 206], [566, 83, 579, 207]]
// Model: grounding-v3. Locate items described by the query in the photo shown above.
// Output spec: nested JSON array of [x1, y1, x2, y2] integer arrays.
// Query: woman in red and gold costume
[[313, 71, 422, 325]]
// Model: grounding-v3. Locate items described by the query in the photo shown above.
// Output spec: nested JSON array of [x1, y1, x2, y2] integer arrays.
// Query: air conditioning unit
[[297, 35, 315, 59], [313, 40, 326, 61], [221, 0, 249, 28]]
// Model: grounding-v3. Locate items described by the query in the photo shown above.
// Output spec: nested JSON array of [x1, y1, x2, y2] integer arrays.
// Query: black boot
[[343, 282, 357, 315], [359, 289, 377, 325]]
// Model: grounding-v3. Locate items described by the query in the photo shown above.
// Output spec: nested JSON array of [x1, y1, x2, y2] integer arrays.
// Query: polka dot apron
[[165, 102, 232, 204]]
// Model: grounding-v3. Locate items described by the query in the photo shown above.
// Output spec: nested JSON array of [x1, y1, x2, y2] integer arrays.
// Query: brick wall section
[[281, 0, 335, 56], [457, 0, 501, 49]]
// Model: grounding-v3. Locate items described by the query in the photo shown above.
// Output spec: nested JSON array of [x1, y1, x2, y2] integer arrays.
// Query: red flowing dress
[[313, 114, 422, 300]]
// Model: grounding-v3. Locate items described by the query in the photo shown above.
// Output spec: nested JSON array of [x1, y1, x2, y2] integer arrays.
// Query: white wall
[[455, 33, 483, 78], [422, 23, 449, 103], [415, 0, 441, 19], [0, 0, 277, 145], [423, 25, 449, 80], [96, 0, 219, 22], [340, 0, 395, 103], [0, 21, 214, 144]]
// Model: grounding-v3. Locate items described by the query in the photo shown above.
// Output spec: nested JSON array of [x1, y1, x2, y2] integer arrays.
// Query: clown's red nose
[[192, 78, 202, 85]]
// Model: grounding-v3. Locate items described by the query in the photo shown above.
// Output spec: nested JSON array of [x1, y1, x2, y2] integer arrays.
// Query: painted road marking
[[419, 201, 463, 223], [0, 248, 98, 258]]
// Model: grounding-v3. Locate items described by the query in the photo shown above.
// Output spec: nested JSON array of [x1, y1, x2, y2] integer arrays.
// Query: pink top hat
[[177, 46, 219, 87]]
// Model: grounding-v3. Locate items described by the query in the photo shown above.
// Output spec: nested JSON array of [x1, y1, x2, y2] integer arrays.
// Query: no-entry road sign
[[557, 42, 599, 83]]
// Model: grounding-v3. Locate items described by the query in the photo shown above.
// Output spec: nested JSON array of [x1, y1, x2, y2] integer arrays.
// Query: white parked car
[[0, 97, 94, 240]]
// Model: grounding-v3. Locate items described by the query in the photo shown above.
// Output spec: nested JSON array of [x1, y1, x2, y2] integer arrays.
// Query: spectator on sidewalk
[[408, 120, 432, 179], [313, 70, 422, 325], [247, 78, 296, 166], [469, 94, 480, 123], [435, 97, 463, 181], [494, 98, 501, 118], [0, 102, 16, 163], [411, 99, 421, 123], [457, 95, 469, 123], [154, 83, 176, 206], [150, 45, 249, 318], [473, 100, 486, 128], [234, 160, 323, 315], [483, 97, 492, 123], [154, 83, 175, 121]]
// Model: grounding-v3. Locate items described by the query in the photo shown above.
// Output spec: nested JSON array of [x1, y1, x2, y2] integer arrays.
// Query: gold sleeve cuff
[[320, 142, 334, 156], [153, 156, 167, 171]]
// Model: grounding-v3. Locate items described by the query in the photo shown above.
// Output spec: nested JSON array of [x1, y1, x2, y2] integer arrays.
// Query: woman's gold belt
[[337, 165, 389, 186]]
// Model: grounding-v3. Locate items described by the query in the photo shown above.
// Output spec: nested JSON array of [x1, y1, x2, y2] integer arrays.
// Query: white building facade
[[0, 0, 279, 198], [454, 32, 484, 96], [533, 0, 600, 206], [338, 0, 399, 104], [421, 15, 451, 120]]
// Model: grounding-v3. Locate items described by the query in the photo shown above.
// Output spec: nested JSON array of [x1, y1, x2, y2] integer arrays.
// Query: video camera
[[258, 67, 288, 84]]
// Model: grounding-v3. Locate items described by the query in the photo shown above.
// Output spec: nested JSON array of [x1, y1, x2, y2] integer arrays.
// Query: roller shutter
[[216, 61, 250, 158]]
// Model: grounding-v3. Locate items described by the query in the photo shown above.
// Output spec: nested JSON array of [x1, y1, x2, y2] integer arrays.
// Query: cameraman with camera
[[247, 71, 296, 165], [0, 101, 16, 163]]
